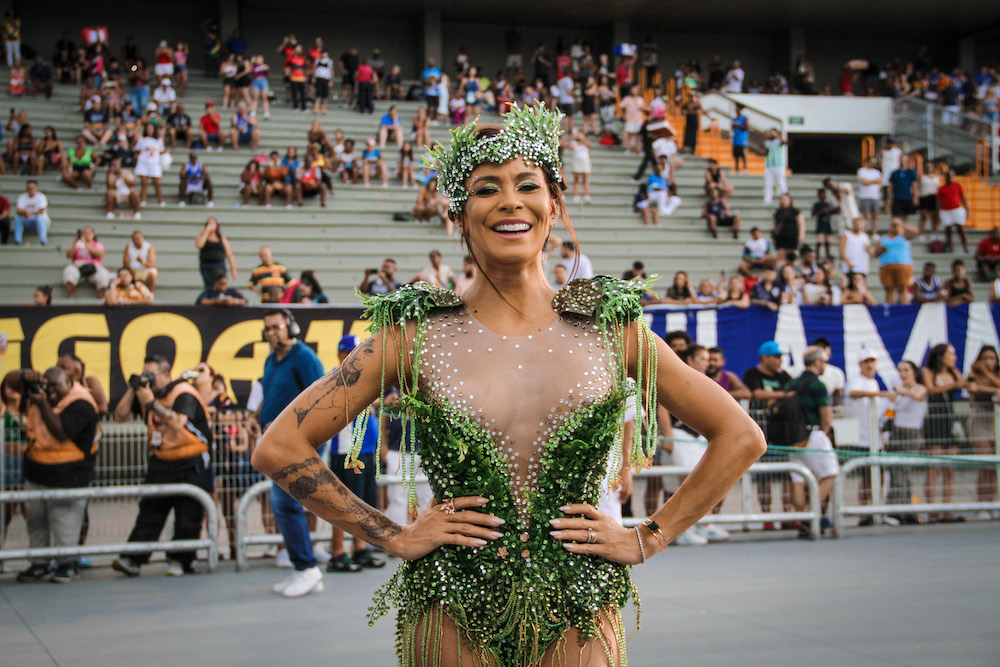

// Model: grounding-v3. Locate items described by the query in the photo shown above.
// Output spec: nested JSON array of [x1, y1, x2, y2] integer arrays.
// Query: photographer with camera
[[4, 366, 100, 583], [358, 258, 400, 296], [112, 355, 213, 578]]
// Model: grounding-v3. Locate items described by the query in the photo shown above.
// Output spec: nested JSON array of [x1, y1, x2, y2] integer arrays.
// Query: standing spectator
[[937, 169, 969, 254], [196, 268, 247, 306], [559, 240, 594, 280], [921, 343, 966, 522], [762, 129, 787, 204], [135, 122, 166, 206], [743, 341, 793, 524], [3, 10, 21, 67], [251, 55, 271, 119], [173, 42, 189, 97], [63, 226, 111, 298], [123, 230, 157, 290], [739, 227, 777, 277], [504, 23, 522, 80], [844, 347, 895, 522], [703, 186, 741, 239], [312, 50, 334, 115], [338, 47, 359, 108], [14, 180, 51, 245], [249, 245, 292, 302], [195, 216, 237, 289], [620, 86, 645, 154], [944, 259, 974, 306], [914, 262, 945, 303], [811, 188, 835, 259], [880, 138, 902, 214], [967, 346, 1000, 518], [248, 310, 327, 596], [286, 46, 309, 112], [356, 59, 375, 114], [706, 347, 752, 400], [32, 284, 53, 305], [839, 217, 872, 279], [62, 135, 96, 190], [630, 119, 656, 181], [725, 60, 745, 93], [359, 259, 401, 296], [917, 162, 941, 236], [422, 58, 441, 123], [887, 360, 927, 523], [731, 104, 749, 173], [225, 29, 246, 58], [975, 227, 1000, 281], [569, 130, 591, 203], [103, 266, 154, 305], [112, 355, 213, 577], [104, 158, 141, 219], [13, 366, 99, 583], [856, 157, 882, 233], [888, 155, 918, 224], [874, 217, 918, 304], [178, 151, 214, 206], [771, 193, 805, 264], [413, 250, 455, 288]]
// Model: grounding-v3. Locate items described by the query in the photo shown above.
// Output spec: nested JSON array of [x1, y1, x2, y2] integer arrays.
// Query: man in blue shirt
[[252, 308, 326, 598], [888, 155, 918, 223], [731, 104, 749, 174], [421, 58, 442, 123]]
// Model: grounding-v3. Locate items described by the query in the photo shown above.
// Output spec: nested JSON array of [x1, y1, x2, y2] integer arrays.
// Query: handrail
[[0, 483, 220, 572], [698, 91, 785, 134], [861, 136, 875, 163]]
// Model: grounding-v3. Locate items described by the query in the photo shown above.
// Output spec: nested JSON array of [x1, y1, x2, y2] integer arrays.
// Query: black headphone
[[262, 308, 301, 341]]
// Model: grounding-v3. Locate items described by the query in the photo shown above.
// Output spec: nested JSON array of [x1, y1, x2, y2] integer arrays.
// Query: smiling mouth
[[491, 222, 532, 235]]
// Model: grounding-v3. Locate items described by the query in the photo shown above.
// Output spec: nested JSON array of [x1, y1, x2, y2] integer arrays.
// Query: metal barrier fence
[[0, 484, 219, 572]]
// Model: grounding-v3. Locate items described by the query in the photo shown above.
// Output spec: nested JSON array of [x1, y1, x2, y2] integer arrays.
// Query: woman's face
[[953, 263, 966, 279], [674, 271, 688, 287], [779, 193, 792, 208], [898, 362, 914, 383], [728, 276, 742, 293], [299, 281, 313, 297], [460, 157, 557, 270], [781, 265, 795, 283], [980, 349, 998, 368], [118, 268, 133, 285], [943, 345, 957, 369], [813, 268, 827, 284]]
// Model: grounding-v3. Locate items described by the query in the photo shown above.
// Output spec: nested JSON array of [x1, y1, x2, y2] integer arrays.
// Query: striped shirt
[[765, 139, 784, 169]]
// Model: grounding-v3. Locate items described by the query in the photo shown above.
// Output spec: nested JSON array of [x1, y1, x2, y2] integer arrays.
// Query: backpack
[[766, 386, 810, 448], [929, 239, 945, 254]]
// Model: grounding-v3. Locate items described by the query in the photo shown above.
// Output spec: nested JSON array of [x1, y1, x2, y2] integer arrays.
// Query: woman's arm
[[194, 226, 210, 249], [921, 367, 966, 394], [222, 236, 238, 279]]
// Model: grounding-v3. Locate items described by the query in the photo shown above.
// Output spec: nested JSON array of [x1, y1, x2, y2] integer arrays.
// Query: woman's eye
[[518, 182, 540, 192], [473, 185, 499, 196]]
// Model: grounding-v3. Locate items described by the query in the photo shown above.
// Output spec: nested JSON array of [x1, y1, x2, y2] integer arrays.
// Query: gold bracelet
[[641, 519, 668, 551]]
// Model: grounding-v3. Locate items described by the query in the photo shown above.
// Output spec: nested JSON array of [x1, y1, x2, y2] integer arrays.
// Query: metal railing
[[892, 97, 998, 175], [0, 483, 219, 572]]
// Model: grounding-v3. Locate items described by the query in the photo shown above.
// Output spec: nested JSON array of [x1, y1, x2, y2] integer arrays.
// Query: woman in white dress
[[570, 130, 592, 203], [437, 71, 451, 121], [134, 121, 165, 206]]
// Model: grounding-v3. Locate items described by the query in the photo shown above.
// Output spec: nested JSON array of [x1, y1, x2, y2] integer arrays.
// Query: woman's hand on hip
[[549, 502, 645, 565], [384, 495, 505, 561]]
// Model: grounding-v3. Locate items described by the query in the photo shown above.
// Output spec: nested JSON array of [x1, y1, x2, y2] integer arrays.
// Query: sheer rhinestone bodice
[[418, 307, 614, 523]]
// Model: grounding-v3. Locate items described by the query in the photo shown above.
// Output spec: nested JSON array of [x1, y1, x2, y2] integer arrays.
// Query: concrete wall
[[729, 94, 893, 135]]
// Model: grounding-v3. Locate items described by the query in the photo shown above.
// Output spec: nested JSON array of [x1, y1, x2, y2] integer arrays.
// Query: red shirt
[[288, 55, 307, 82], [839, 72, 853, 95], [937, 182, 964, 210], [977, 236, 1000, 258], [0, 195, 9, 218], [200, 112, 220, 135], [356, 63, 373, 83]]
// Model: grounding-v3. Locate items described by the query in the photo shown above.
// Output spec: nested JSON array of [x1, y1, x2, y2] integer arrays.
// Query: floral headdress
[[421, 104, 565, 214]]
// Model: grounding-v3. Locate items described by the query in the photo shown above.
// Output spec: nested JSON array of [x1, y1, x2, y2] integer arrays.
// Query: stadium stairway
[[0, 74, 991, 306]]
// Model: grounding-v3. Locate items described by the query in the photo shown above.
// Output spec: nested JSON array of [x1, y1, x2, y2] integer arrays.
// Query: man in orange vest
[[16, 366, 99, 583], [112, 355, 213, 578]]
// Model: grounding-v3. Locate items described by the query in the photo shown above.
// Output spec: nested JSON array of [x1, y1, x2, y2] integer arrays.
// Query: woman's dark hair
[[899, 360, 924, 385], [143, 122, 156, 137], [299, 270, 323, 297], [672, 270, 689, 288], [44, 125, 57, 139], [35, 284, 53, 305], [975, 345, 1000, 373], [951, 258, 964, 270], [925, 342, 955, 374], [17, 124, 31, 138], [118, 265, 136, 282], [244, 159, 259, 172]]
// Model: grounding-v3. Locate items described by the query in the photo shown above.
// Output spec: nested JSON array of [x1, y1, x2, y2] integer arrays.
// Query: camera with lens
[[128, 371, 156, 390], [25, 379, 48, 395]]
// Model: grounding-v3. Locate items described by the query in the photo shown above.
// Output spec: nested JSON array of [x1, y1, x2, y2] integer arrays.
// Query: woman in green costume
[[253, 105, 766, 666]]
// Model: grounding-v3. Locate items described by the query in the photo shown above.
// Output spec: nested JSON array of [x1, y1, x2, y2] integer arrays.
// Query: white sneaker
[[165, 560, 185, 577], [272, 572, 296, 594], [282, 566, 324, 598], [207, 201, 215, 208], [178, 201, 186, 207], [976, 510, 993, 521], [106, 211, 115, 219], [584, 195, 591, 203], [696, 523, 731, 542], [883, 516, 901, 526], [133, 212, 141, 220], [312, 544, 332, 565], [573, 195, 581, 203], [275, 548, 293, 569], [673, 528, 708, 546]]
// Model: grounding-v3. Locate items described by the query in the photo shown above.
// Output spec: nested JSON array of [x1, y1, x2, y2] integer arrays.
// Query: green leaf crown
[[421, 104, 565, 214]]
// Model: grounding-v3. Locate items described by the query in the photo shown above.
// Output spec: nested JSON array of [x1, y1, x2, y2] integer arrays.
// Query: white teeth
[[494, 223, 530, 233]]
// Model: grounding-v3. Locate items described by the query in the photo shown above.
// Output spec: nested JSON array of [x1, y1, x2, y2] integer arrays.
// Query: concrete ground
[[1, 523, 997, 667]]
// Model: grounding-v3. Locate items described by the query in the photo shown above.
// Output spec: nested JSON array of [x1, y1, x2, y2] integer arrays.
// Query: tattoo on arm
[[271, 456, 402, 543], [292, 336, 377, 427]]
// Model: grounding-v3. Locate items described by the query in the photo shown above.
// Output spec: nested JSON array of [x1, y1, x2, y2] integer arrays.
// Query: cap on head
[[859, 346, 877, 362], [758, 341, 782, 357], [338, 334, 360, 353]]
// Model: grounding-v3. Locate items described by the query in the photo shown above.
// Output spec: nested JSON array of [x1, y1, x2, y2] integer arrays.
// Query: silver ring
[[586, 528, 596, 544]]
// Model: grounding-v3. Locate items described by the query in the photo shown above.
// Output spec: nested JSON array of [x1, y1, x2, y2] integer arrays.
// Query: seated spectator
[[239, 158, 263, 206], [103, 266, 154, 305], [122, 229, 157, 290], [8, 57, 26, 96], [750, 266, 783, 311], [798, 244, 819, 281], [913, 261, 944, 303], [33, 126, 63, 176], [633, 183, 656, 226], [455, 255, 477, 296], [104, 159, 141, 219], [285, 270, 328, 304], [359, 258, 401, 296], [178, 152, 214, 206], [412, 176, 448, 226], [228, 101, 260, 151], [693, 278, 719, 305], [279, 146, 304, 207], [6, 107, 27, 136], [7, 124, 35, 175], [398, 141, 414, 188], [944, 259, 974, 306], [719, 276, 750, 308], [62, 135, 96, 190], [259, 151, 287, 207], [412, 250, 455, 289], [300, 145, 329, 207], [361, 138, 388, 187], [384, 64, 403, 101], [197, 268, 246, 306], [166, 103, 193, 149], [0, 184, 9, 244], [28, 56, 53, 99], [377, 105, 403, 148], [338, 139, 359, 184], [412, 106, 430, 149], [703, 186, 741, 239], [81, 98, 113, 145], [306, 120, 333, 157], [803, 267, 840, 305], [704, 158, 733, 197], [248, 245, 291, 302], [198, 101, 224, 151], [151, 78, 176, 116], [102, 133, 136, 168], [779, 262, 805, 305], [14, 180, 51, 245], [841, 271, 877, 305], [975, 227, 1000, 281], [664, 270, 694, 304], [739, 227, 777, 277], [647, 158, 681, 219], [63, 226, 111, 298]]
